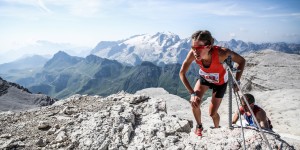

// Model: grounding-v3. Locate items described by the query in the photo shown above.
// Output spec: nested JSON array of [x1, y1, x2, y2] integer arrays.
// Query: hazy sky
[[0, 0, 300, 53]]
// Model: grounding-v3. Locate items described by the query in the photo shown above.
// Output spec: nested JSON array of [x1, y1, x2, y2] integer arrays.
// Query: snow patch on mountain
[[92, 32, 190, 66], [91, 33, 300, 66]]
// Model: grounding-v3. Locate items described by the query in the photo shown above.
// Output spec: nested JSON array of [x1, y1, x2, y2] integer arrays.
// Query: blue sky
[[0, 0, 299, 53]]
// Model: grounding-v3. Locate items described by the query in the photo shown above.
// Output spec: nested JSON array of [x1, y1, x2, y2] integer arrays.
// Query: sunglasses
[[191, 45, 210, 51], [242, 103, 253, 107]]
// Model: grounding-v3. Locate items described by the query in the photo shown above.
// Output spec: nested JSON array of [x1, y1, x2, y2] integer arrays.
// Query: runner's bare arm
[[179, 50, 195, 94], [232, 110, 240, 124], [231, 50, 245, 81], [219, 48, 245, 81], [256, 110, 270, 129]]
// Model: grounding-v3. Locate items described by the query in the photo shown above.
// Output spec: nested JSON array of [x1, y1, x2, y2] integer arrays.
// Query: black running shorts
[[199, 76, 228, 98]]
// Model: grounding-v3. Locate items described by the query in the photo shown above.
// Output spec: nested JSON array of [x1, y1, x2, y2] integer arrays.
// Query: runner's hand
[[190, 93, 200, 108], [233, 84, 239, 92]]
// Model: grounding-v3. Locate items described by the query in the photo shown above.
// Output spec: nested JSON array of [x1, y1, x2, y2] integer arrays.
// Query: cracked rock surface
[[0, 92, 295, 149]]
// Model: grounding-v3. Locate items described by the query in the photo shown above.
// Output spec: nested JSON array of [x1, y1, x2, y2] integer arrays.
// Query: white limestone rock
[[0, 91, 297, 149]]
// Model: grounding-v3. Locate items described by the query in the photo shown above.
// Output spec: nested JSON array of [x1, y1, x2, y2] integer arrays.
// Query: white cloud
[[1, 0, 299, 49], [3, 0, 51, 13], [67, 0, 103, 17], [239, 27, 248, 32], [264, 31, 270, 34], [0, 0, 53, 20], [41, 0, 124, 17], [206, 3, 252, 16], [263, 6, 278, 11], [130, 1, 253, 17], [37, 0, 52, 13], [229, 33, 236, 39], [0, 0, 271, 20], [258, 13, 300, 18], [3, 0, 36, 5], [284, 33, 299, 38]]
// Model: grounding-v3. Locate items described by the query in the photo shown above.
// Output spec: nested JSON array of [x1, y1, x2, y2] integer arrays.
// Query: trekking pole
[[234, 91, 246, 150], [226, 55, 233, 128], [236, 92, 243, 108], [227, 65, 272, 150]]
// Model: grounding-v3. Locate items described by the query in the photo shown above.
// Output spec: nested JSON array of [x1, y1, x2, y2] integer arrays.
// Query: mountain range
[[0, 40, 91, 65], [0, 55, 49, 82], [0, 55, 48, 73], [9, 51, 200, 99], [91, 32, 300, 66], [1, 32, 299, 100], [1, 32, 299, 67]]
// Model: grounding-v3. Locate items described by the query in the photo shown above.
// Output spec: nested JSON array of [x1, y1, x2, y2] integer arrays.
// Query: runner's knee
[[209, 112, 218, 118], [191, 104, 199, 109], [191, 100, 201, 109]]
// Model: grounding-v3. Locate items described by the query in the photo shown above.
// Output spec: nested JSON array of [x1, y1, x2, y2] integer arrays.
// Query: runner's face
[[242, 100, 254, 111], [191, 40, 211, 60]]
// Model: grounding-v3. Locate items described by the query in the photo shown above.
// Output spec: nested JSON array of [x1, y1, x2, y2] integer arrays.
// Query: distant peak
[[140, 61, 156, 67], [150, 32, 180, 46], [53, 51, 70, 57], [228, 39, 238, 46], [229, 39, 237, 42], [44, 51, 83, 69], [56, 50, 68, 54], [153, 31, 178, 37], [85, 54, 104, 63], [46, 51, 74, 65], [86, 54, 99, 59], [98, 41, 119, 45]]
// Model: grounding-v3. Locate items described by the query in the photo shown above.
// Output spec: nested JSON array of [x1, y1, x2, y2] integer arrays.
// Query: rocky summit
[[0, 77, 56, 112], [0, 92, 295, 150]]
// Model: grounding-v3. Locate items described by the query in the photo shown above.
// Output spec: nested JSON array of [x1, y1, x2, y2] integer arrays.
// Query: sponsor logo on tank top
[[199, 69, 220, 83]]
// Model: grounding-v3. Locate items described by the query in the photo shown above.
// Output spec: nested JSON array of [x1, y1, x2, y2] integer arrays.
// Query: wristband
[[191, 92, 196, 97]]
